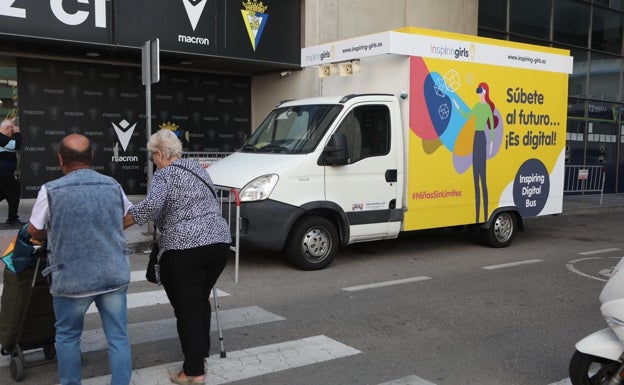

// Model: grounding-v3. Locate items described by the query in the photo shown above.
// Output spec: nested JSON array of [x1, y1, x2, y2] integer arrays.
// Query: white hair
[[148, 129, 183, 159]]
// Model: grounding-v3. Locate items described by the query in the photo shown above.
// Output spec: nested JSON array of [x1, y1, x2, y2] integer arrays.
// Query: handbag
[[146, 241, 160, 284], [1, 224, 43, 274]]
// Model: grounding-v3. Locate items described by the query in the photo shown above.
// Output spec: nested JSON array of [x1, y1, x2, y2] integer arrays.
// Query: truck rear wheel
[[286, 216, 339, 270], [481, 211, 516, 248]]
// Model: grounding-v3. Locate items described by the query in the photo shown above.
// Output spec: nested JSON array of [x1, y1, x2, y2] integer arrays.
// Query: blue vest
[[44, 169, 130, 296]]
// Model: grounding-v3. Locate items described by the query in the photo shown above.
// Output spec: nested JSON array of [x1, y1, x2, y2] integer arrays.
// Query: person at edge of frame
[[0, 118, 23, 226]]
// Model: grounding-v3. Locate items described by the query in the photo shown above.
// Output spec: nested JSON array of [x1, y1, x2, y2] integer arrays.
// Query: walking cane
[[212, 287, 226, 358]]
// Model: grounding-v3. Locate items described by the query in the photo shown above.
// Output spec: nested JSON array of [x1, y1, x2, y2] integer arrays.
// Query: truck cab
[[209, 94, 406, 270]]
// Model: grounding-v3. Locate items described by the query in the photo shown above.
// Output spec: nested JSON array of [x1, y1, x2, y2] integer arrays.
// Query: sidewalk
[[1, 193, 623, 253]]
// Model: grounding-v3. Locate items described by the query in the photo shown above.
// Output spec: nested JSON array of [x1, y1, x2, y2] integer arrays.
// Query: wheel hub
[[302, 228, 330, 260], [494, 214, 512, 243]]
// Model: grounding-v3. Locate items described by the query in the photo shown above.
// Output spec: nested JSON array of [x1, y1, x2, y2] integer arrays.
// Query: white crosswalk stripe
[[378, 375, 438, 385], [548, 379, 572, 385], [73, 335, 361, 385], [86, 288, 229, 314], [0, 306, 284, 368]]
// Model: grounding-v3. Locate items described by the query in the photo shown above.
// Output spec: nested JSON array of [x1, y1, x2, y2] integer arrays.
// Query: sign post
[[141, 38, 160, 234], [141, 38, 160, 181]]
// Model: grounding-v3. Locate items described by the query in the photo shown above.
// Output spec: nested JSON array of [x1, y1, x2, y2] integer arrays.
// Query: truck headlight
[[240, 174, 279, 202]]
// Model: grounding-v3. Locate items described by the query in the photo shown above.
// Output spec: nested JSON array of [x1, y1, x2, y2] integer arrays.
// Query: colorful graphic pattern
[[409, 57, 504, 174], [405, 54, 568, 230]]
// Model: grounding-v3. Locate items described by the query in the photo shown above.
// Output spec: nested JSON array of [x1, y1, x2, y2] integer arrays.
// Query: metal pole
[[212, 287, 226, 358], [144, 40, 154, 234]]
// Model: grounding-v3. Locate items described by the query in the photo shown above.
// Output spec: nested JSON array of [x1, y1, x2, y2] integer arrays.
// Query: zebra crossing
[[0, 264, 578, 385], [0, 267, 365, 384], [46, 270, 365, 385]]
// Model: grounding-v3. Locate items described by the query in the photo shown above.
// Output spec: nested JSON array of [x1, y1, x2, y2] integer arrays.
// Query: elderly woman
[[124, 129, 230, 385]]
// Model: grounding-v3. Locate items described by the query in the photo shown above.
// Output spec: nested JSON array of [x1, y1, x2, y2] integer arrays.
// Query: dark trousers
[[0, 174, 20, 221], [160, 243, 228, 376]]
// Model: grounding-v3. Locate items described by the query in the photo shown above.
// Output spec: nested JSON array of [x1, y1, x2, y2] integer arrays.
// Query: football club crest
[[241, 0, 269, 51], [159, 121, 180, 135]]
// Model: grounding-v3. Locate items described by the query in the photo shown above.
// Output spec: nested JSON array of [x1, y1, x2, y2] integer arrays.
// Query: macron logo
[[112, 120, 137, 151], [182, 0, 208, 31]]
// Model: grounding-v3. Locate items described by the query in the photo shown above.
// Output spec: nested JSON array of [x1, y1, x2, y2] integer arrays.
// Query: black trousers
[[160, 243, 228, 376], [0, 174, 20, 221]]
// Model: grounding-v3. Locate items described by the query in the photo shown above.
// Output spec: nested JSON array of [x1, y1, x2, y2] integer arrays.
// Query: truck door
[[324, 103, 400, 242]]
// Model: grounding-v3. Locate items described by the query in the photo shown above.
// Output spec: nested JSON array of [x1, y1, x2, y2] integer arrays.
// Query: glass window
[[618, 113, 624, 192], [554, 0, 591, 47], [565, 118, 586, 164], [507, 35, 550, 46], [586, 113, 618, 192], [588, 52, 622, 100], [568, 97, 586, 119], [611, 0, 624, 11], [477, 28, 508, 41], [336, 105, 390, 163], [0, 65, 17, 119], [478, 0, 507, 30], [595, 0, 624, 11], [569, 49, 589, 98], [591, 7, 624, 54], [510, 0, 551, 39]]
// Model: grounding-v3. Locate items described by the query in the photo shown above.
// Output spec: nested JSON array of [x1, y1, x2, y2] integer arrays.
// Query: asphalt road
[[1, 210, 622, 385]]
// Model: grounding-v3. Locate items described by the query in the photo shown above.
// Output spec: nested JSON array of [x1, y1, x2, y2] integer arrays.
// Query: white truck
[[209, 27, 573, 270]]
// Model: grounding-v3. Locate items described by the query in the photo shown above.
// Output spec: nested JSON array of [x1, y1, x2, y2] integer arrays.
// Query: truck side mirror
[[320, 132, 349, 166]]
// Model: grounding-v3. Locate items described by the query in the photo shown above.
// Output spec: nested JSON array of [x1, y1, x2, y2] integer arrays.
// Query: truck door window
[[336, 105, 390, 163]]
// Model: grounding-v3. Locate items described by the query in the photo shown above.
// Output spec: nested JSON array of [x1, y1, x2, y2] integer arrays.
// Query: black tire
[[481, 211, 516, 248], [286, 216, 339, 270], [43, 344, 56, 360], [10, 355, 24, 382], [569, 350, 622, 385]]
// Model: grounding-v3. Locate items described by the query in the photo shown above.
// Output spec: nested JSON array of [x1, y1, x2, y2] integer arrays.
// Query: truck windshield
[[241, 104, 342, 154]]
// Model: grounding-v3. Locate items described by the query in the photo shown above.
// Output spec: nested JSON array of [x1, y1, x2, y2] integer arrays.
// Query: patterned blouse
[[129, 158, 231, 259]]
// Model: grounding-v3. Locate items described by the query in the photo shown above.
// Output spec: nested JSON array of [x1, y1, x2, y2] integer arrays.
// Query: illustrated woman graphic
[[453, 82, 497, 223]]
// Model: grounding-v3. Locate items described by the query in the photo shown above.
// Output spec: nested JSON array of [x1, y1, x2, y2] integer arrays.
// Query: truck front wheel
[[481, 211, 516, 248], [286, 216, 339, 270]]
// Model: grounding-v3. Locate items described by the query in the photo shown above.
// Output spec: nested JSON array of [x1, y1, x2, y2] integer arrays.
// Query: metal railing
[[182, 151, 231, 168], [183, 152, 241, 282], [564, 164, 606, 204], [214, 186, 241, 283]]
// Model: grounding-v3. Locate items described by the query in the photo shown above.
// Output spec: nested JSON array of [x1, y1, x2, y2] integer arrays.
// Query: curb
[[562, 204, 624, 216]]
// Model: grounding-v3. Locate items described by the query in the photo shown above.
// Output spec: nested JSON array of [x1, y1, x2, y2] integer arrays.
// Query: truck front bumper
[[226, 199, 304, 251]]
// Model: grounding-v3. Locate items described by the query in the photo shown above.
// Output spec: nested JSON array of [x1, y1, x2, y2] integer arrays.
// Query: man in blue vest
[[28, 134, 133, 385]]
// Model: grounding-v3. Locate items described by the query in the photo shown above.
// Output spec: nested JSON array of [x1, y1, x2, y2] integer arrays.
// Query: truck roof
[[277, 93, 396, 107]]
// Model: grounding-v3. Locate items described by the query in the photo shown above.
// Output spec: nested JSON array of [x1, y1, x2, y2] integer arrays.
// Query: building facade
[[478, 0, 624, 194], [0, 0, 621, 196], [0, 0, 301, 197]]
